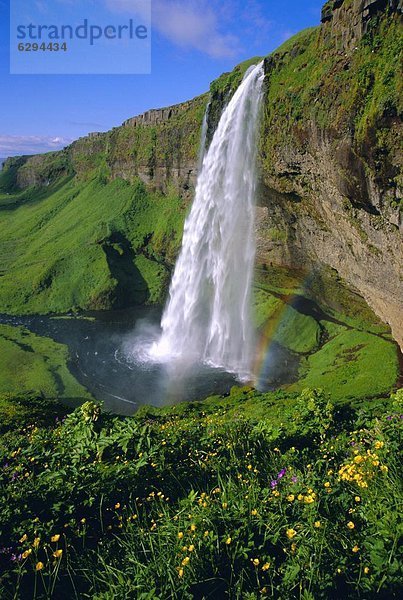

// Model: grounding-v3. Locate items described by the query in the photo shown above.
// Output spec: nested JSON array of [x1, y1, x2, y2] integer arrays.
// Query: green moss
[[0, 324, 92, 400], [0, 176, 186, 313], [293, 329, 398, 402]]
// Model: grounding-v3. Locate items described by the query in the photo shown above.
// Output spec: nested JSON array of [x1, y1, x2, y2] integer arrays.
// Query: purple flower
[[270, 480, 278, 488], [291, 476, 298, 483], [277, 468, 287, 479]]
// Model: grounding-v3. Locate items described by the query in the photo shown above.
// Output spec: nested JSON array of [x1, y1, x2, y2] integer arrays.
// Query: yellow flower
[[35, 562, 44, 571], [297, 494, 304, 501], [347, 522, 355, 530], [178, 532, 184, 539], [178, 568, 184, 578], [204, 530, 209, 537], [286, 528, 297, 539], [22, 549, 32, 559], [190, 524, 196, 532], [304, 495, 314, 504], [354, 455, 364, 464], [251, 509, 258, 516], [364, 566, 370, 574], [247, 464, 253, 470], [287, 494, 295, 502], [291, 543, 297, 553], [115, 503, 120, 509], [324, 482, 331, 488], [181, 557, 190, 566], [251, 558, 260, 567], [352, 545, 359, 553], [33, 537, 40, 549], [222, 502, 228, 509], [51, 534, 60, 543], [225, 537, 232, 545], [19, 534, 28, 543], [188, 545, 195, 552], [380, 465, 388, 473], [374, 441, 384, 449], [80, 518, 86, 524], [262, 562, 270, 571], [53, 549, 63, 558], [314, 521, 321, 528]]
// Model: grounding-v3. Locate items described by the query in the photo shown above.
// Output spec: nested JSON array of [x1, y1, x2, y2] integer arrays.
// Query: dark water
[[0, 308, 299, 415]]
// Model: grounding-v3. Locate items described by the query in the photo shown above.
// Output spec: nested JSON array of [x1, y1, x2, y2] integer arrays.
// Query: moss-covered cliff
[[0, 0, 401, 345]]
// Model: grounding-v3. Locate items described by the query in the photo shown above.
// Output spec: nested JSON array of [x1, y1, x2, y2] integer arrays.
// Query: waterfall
[[151, 62, 265, 380]]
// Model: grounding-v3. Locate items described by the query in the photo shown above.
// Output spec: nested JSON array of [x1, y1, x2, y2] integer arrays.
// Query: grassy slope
[[0, 177, 186, 313], [0, 324, 91, 400], [253, 266, 399, 402]]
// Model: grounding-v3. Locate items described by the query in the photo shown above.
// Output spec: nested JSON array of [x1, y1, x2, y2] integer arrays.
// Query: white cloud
[[0, 135, 72, 157], [105, 0, 240, 58]]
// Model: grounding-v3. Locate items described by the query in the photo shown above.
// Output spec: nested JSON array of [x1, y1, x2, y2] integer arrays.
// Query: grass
[[0, 324, 92, 402], [0, 388, 401, 599], [0, 176, 186, 314]]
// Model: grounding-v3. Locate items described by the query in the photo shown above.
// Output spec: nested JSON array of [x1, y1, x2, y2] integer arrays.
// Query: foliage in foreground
[[0, 387, 402, 599]]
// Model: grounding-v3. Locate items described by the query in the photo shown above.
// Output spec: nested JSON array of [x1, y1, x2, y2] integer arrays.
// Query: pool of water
[[0, 308, 300, 415]]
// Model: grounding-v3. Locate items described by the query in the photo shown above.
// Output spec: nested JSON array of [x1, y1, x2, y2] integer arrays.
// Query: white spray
[[151, 62, 265, 380]]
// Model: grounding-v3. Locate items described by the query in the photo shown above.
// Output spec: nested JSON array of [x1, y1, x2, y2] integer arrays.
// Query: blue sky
[[0, 0, 324, 157]]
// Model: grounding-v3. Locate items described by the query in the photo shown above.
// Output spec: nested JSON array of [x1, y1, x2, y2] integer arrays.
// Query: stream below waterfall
[[0, 308, 300, 415]]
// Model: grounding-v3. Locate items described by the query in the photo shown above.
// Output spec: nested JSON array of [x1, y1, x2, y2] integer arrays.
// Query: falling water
[[151, 62, 265, 380]]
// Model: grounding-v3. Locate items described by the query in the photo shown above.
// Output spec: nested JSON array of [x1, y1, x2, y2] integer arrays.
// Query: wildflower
[[287, 494, 295, 502], [270, 480, 277, 489], [380, 465, 388, 473], [181, 557, 190, 566], [81, 518, 86, 524], [277, 468, 286, 479], [35, 562, 44, 571], [178, 532, 184, 539], [251, 509, 258, 516], [115, 503, 120, 509], [204, 531, 209, 537], [53, 550, 63, 558], [247, 464, 253, 470], [374, 441, 384, 449], [251, 558, 260, 567], [291, 543, 297, 553], [178, 568, 184, 578], [19, 534, 28, 543], [304, 495, 314, 504], [286, 528, 296, 539], [314, 521, 321, 528], [297, 494, 304, 501], [262, 562, 270, 571], [51, 535, 60, 543], [364, 567, 370, 574], [190, 524, 196, 532], [222, 502, 228, 509], [226, 537, 232, 545], [324, 482, 331, 488], [354, 455, 364, 464], [272, 490, 280, 497], [188, 545, 195, 552], [352, 545, 359, 553], [22, 550, 32, 559], [347, 522, 355, 529], [355, 496, 361, 503]]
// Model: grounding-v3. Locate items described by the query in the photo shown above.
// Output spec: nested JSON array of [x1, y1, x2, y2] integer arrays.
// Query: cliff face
[[256, 0, 402, 347], [1, 2, 401, 344]]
